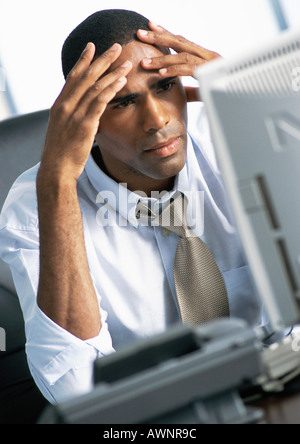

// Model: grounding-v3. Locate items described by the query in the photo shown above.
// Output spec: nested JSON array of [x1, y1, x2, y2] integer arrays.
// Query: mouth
[[144, 137, 181, 158]]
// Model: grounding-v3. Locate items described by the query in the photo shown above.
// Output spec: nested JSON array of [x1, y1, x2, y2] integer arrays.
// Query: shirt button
[[163, 228, 171, 237]]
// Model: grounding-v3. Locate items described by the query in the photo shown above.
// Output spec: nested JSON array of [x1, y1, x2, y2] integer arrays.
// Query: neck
[[125, 175, 176, 197]]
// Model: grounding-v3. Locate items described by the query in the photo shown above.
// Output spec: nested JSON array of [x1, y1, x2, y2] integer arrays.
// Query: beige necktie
[[136, 192, 230, 325]]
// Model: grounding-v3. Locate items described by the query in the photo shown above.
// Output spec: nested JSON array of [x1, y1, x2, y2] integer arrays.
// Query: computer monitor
[[196, 29, 300, 333]]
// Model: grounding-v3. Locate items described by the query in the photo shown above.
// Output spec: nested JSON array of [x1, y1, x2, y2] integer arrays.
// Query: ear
[[184, 86, 201, 102]]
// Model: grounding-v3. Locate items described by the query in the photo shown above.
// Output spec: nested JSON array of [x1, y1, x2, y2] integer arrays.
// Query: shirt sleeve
[[0, 175, 115, 404]]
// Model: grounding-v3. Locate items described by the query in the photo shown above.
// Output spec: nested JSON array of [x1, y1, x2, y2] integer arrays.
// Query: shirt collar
[[84, 135, 194, 228]]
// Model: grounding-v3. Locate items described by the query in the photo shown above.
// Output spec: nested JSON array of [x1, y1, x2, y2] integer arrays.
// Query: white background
[[0, 0, 299, 116]]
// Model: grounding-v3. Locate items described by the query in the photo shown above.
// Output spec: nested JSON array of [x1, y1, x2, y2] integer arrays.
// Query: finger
[[95, 60, 132, 92], [142, 53, 202, 73], [54, 42, 96, 107], [71, 76, 128, 140], [76, 60, 133, 115], [66, 43, 96, 82], [149, 21, 166, 33], [156, 58, 207, 79], [87, 76, 128, 129], [137, 26, 219, 61], [66, 43, 123, 105], [55, 43, 123, 110]]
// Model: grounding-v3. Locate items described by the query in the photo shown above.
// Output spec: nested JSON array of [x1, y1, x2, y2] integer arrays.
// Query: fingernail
[[159, 68, 168, 75], [138, 30, 148, 36], [110, 43, 121, 51], [121, 61, 131, 68], [143, 58, 152, 66], [150, 22, 163, 30], [82, 42, 93, 54]]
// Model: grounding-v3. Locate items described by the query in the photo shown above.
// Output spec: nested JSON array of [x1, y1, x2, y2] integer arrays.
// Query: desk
[[257, 392, 300, 424], [245, 380, 300, 424]]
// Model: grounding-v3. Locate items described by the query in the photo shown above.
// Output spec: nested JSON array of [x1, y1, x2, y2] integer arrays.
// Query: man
[[0, 10, 264, 404]]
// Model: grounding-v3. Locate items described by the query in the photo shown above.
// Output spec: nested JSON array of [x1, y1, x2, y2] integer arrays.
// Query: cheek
[[96, 121, 138, 164], [98, 114, 132, 147]]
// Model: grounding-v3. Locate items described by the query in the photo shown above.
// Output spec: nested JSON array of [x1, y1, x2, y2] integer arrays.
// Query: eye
[[115, 98, 135, 109], [158, 80, 176, 93], [162, 82, 173, 91]]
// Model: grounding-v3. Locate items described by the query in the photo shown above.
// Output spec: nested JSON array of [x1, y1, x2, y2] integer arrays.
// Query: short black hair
[[61, 9, 151, 79]]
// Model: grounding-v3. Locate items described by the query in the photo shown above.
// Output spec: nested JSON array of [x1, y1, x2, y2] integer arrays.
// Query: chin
[[150, 151, 187, 182]]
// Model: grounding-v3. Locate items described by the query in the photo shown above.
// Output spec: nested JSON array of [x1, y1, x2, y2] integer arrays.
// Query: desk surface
[[255, 393, 300, 424], [245, 379, 300, 424]]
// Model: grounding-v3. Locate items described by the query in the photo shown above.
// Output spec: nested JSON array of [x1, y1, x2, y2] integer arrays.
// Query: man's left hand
[[137, 22, 221, 102]]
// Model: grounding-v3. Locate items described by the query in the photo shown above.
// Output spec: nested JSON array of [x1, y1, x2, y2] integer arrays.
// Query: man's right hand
[[39, 42, 132, 182], [35, 43, 132, 341]]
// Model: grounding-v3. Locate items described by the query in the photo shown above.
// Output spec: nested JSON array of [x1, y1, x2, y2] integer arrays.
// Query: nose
[[142, 95, 170, 133]]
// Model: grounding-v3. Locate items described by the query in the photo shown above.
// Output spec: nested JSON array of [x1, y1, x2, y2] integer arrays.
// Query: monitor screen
[[197, 29, 300, 332]]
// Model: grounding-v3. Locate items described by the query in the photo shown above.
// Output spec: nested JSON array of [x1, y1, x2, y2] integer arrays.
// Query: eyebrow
[[108, 76, 178, 106]]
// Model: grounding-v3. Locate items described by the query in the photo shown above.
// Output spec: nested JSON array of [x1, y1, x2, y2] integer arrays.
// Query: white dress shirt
[[0, 104, 266, 404]]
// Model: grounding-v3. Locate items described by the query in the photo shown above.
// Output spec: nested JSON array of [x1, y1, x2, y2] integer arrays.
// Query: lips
[[144, 137, 181, 158], [145, 137, 180, 152]]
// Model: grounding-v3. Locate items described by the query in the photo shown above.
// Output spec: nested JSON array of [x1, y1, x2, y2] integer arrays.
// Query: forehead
[[109, 40, 167, 78]]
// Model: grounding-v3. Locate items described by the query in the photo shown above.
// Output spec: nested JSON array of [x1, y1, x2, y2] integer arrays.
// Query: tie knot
[[135, 192, 195, 238], [160, 193, 187, 238]]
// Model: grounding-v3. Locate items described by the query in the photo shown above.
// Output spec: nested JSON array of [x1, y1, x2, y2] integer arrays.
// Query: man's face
[[95, 40, 188, 193]]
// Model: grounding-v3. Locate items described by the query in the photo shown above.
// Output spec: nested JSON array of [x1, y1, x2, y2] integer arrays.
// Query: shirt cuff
[[26, 304, 115, 387]]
